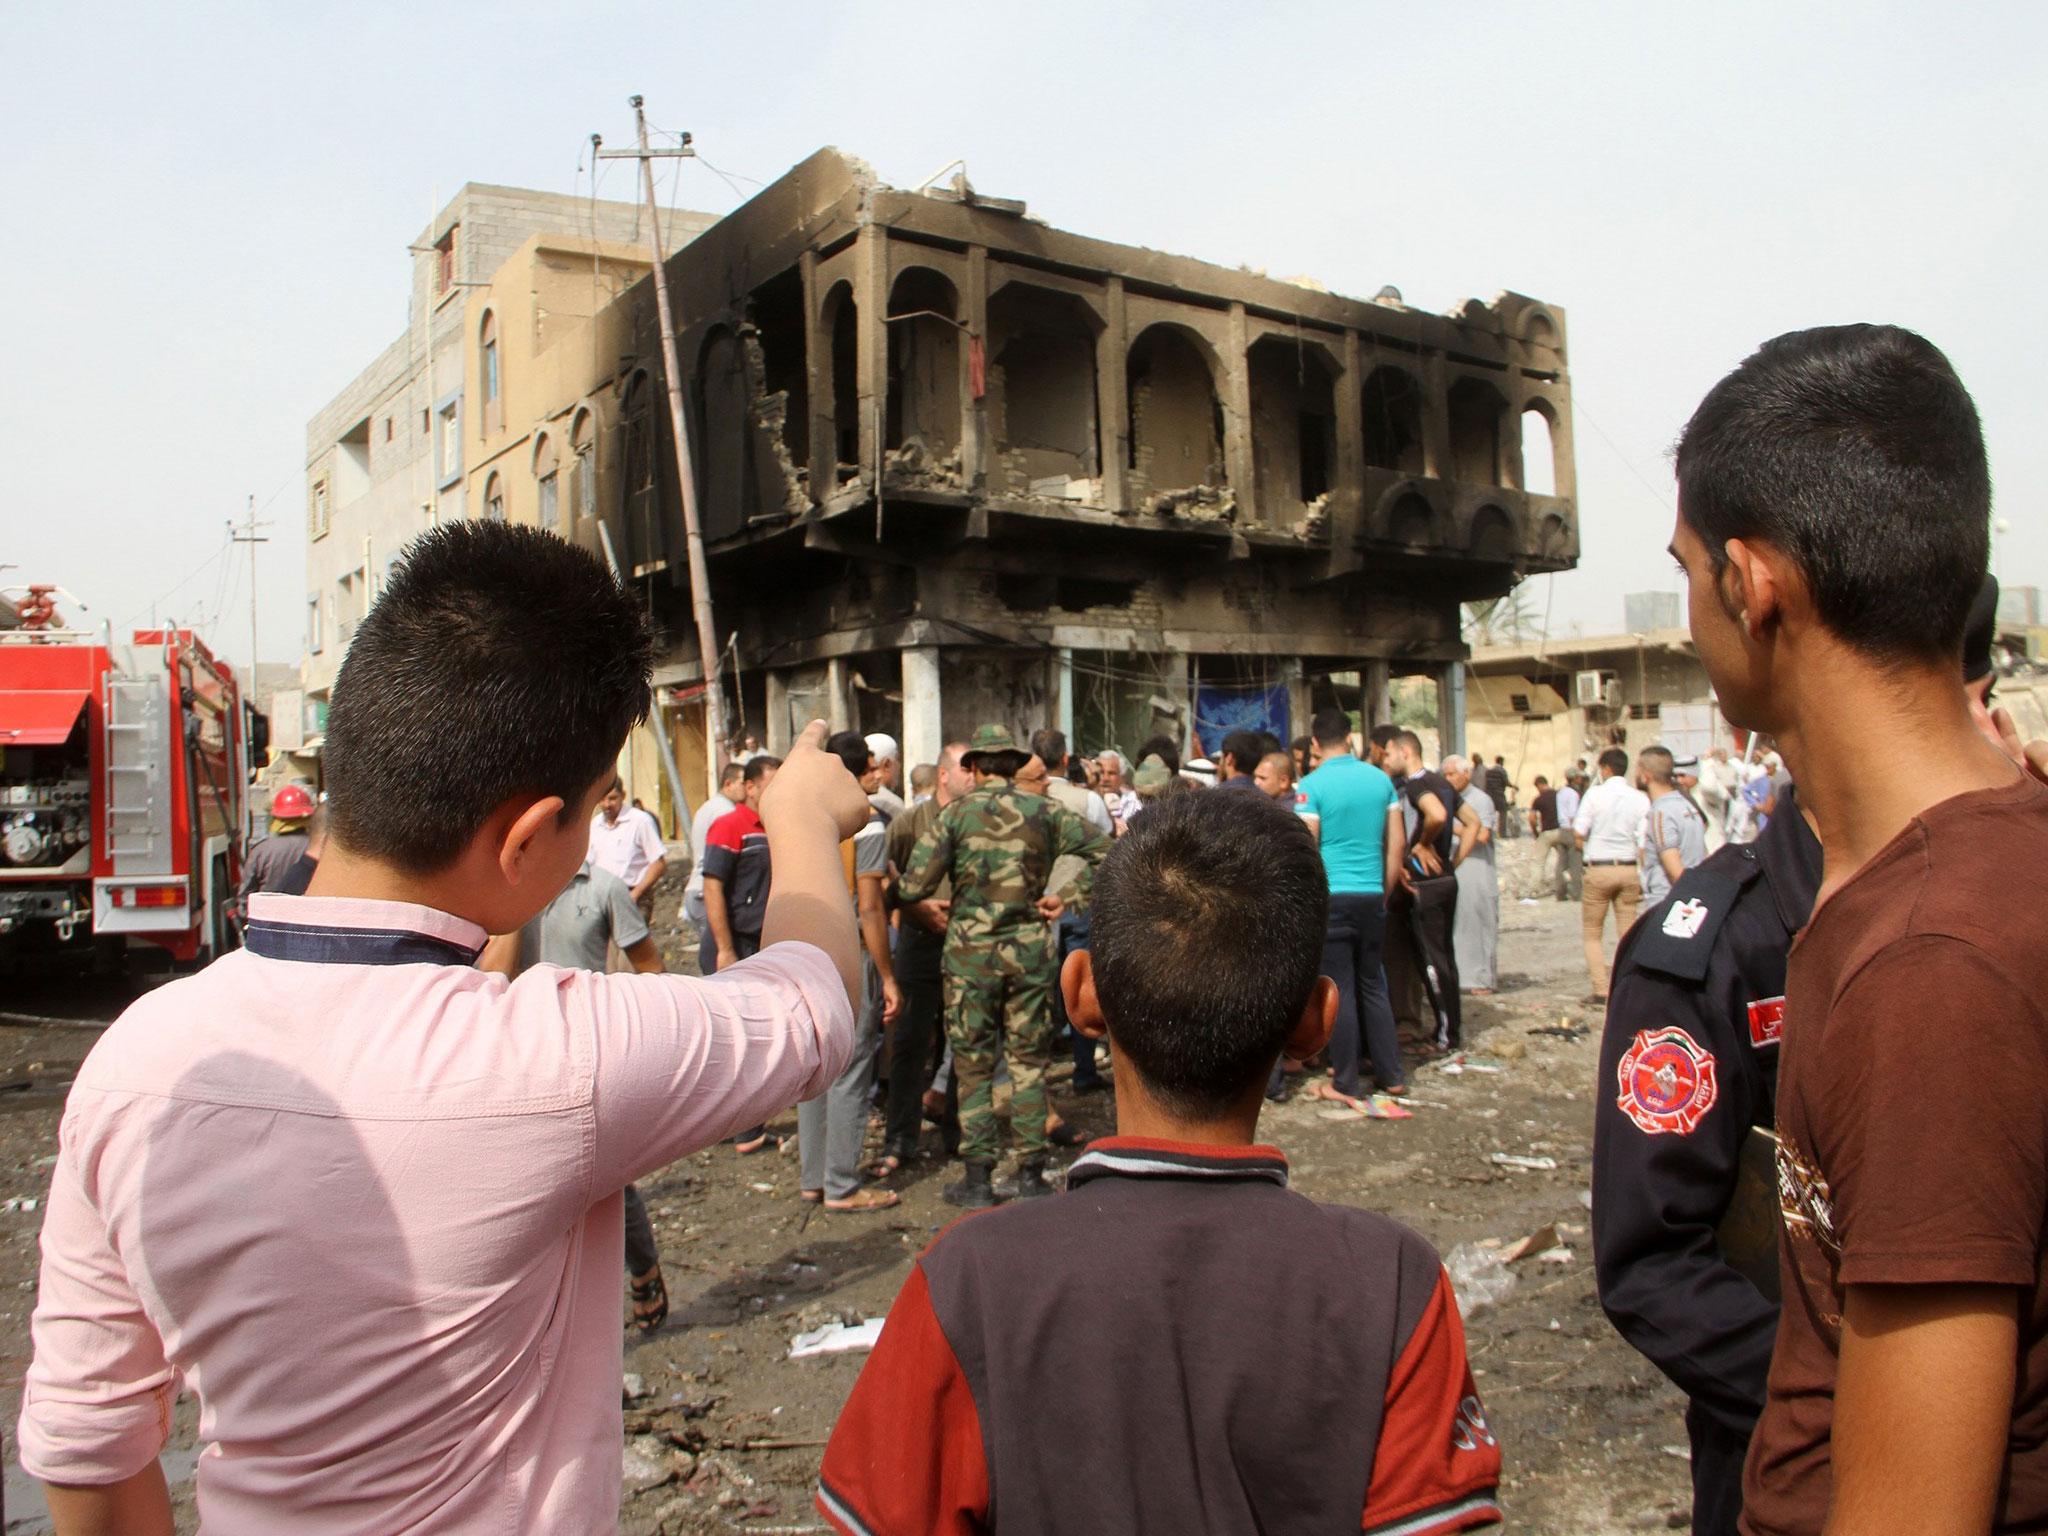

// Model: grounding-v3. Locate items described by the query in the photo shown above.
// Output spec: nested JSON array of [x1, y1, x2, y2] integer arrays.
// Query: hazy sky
[[5, 1, 2042, 668]]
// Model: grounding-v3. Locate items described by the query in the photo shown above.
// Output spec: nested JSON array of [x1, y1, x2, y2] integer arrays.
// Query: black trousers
[[1324, 893, 1405, 1094], [624, 1183, 658, 1276], [1403, 873, 1462, 1049], [1686, 1400, 1752, 1536], [886, 959, 945, 1156]]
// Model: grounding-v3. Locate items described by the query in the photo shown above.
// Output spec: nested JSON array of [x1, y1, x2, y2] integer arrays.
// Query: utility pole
[[228, 495, 271, 684], [593, 97, 726, 799], [229, 495, 272, 848]]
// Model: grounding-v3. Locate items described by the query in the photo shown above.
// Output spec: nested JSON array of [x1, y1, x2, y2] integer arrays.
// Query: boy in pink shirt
[[18, 523, 872, 1534]]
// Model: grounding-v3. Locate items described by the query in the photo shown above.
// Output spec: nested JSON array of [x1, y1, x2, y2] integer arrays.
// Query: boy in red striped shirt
[[819, 789, 1500, 1535]]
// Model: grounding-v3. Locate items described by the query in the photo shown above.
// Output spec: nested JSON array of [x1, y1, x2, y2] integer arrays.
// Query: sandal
[[628, 1263, 668, 1334], [823, 1188, 901, 1214], [735, 1131, 782, 1155], [1308, 1081, 1367, 1111], [865, 1154, 903, 1179], [800, 1189, 823, 1204]]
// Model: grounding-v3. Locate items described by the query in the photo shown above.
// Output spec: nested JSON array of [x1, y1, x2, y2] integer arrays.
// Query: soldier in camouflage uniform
[[898, 723, 1110, 1207]]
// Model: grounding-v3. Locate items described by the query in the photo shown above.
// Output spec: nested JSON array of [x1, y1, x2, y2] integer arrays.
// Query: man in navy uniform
[[1592, 776, 1821, 1536]]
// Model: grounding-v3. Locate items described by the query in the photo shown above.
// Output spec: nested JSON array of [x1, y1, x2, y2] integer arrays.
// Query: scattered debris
[[1445, 1242, 1517, 1316], [1500, 1224, 1558, 1264], [1148, 484, 1236, 523], [622, 1372, 649, 1403], [1316, 1093, 1414, 1122], [788, 1318, 884, 1359], [2, 1196, 38, 1213], [1490, 1153, 1558, 1172]]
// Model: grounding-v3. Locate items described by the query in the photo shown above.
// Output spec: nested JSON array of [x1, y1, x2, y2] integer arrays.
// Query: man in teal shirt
[[1291, 708, 1409, 1099]]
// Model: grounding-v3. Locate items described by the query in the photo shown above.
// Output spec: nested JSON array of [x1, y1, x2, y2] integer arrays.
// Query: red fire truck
[[0, 586, 256, 968]]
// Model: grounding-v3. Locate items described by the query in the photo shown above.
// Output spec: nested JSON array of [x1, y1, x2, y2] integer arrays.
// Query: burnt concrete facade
[[579, 148, 1578, 784]]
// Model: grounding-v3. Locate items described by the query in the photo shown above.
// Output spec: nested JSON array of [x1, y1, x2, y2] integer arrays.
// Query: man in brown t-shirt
[[1669, 323, 2048, 1536]]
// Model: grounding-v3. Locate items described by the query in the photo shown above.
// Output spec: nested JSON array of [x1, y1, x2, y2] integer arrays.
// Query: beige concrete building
[[299, 185, 714, 743], [1466, 629, 1721, 793]]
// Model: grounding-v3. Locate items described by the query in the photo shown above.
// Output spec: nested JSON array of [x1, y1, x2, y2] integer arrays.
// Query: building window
[[434, 395, 462, 488], [485, 472, 505, 522], [535, 433, 559, 531], [307, 596, 324, 654], [570, 408, 595, 521], [480, 310, 501, 434], [309, 479, 330, 540], [1627, 702, 1662, 721], [384, 417, 393, 442], [435, 227, 457, 296]]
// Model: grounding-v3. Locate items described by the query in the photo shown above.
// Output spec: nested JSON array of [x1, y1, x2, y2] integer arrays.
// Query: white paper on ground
[[789, 1317, 885, 1359]]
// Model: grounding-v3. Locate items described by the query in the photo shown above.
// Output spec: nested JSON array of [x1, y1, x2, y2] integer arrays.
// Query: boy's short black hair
[[324, 522, 652, 874], [743, 754, 781, 785], [825, 730, 873, 777], [1397, 729, 1426, 761], [1369, 723, 1402, 751], [1599, 747, 1630, 777], [1676, 324, 1990, 665], [1309, 708, 1351, 748], [1219, 729, 1266, 771], [1089, 790, 1329, 1116], [976, 748, 1031, 780], [719, 760, 747, 789]]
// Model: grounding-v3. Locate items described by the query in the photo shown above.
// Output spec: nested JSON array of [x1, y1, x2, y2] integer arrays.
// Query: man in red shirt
[[1669, 324, 2048, 1536]]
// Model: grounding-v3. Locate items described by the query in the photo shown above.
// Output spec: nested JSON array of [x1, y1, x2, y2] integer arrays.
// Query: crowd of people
[[16, 323, 2048, 1536]]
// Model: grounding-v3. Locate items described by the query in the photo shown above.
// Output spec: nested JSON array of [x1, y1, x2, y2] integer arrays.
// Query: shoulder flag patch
[[1747, 996, 1785, 1049]]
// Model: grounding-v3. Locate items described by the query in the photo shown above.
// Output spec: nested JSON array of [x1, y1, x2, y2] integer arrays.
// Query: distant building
[[1465, 628, 1720, 792], [298, 185, 716, 744]]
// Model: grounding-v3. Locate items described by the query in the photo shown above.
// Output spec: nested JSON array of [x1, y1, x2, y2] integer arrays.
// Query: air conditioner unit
[[1604, 678, 1625, 708], [1574, 670, 1605, 707]]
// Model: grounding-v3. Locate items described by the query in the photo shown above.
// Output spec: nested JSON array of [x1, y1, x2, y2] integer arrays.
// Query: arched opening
[[480, 310, 502, 434], [1470, 504, 1517, 562], [823, 281, 859, 481], [696, 326, 757, 542], [1539, 512, 1571, 561], [749, 267, 809, 482], [1126, 324, 1223, 502], [1524, 310, 1558, 348], [1447, 377, 1508, 486], [1248, 335, 1338, 521], [1361, 366, 1425, 474], [988, 283, 1100, 496], [886, 267, 962, 462], [620, 371, 659, 569], [483, 471, 505, 522], [534, 432, 559, 531], [569, 407, 595, 522], [1388, 492, 1437, 548], [1521, 404, 1559, 498]]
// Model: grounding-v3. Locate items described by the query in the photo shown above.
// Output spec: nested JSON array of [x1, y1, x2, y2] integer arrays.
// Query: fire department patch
[[1616, 1026, 1719, 1136], [1747, 996, 1785, 1049]]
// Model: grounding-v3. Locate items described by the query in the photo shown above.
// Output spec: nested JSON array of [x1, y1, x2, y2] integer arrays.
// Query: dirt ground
[[0, 835, 1697, 1534]]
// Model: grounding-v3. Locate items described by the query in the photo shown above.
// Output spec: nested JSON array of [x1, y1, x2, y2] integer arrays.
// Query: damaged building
[[488, 149, 1579, 815]]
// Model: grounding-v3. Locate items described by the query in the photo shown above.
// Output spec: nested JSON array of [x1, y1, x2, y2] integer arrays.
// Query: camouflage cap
[[962, 723, 1019, 765], [1133, 754, 1174, 792]]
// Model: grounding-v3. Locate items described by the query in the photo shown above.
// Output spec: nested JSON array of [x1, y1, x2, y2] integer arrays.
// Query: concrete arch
[[887, 266, 963, 458], [1369, 479, 1453, 546], [820, 279, 859, 474], [1126, 322, 1225, 497], [1467, 503, 1519, 562], [989, 282, 1103, 493], [694, 324, 757, 541], [1247, 333, 1340, 516]]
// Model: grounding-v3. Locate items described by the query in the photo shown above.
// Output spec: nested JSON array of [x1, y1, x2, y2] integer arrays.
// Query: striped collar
[[243, 893, 488, 968], [1065, 1136, 1289, 1189]]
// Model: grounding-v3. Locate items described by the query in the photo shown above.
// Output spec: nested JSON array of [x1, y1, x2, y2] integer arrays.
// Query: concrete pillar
[[856, 226, 889, 486], [963, 246, 990, 493], [1438, 664, 1467, 759], [1420, 351, 1451, 482], [764, 669, 791, 754], [1056, 647, 1075, 743], [902, 645, 943, 771], [1223, 303, 1256, 520], [1098, 278, 1128, 511], [826, 656, 851, 733], [1365, 659, 1391, 728], [800, 249, 830, 505], [1334, 330, 1366, 543], [1280, 656, 1310, 742]]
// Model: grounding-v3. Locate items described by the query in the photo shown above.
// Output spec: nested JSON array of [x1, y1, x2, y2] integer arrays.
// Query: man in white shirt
[[1573, 747, 1650, 1001], [590, 779, 668, 923], [865, 733, 907, 820], [683, 761, 746, 954], [1095, 750, 1141, 832]]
